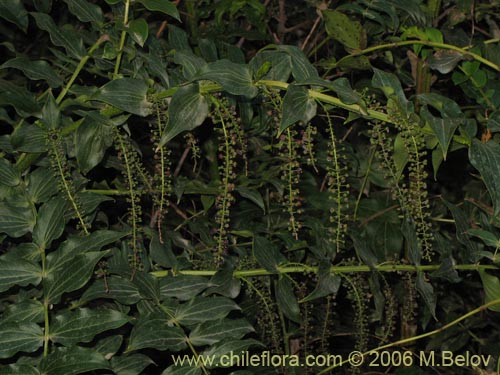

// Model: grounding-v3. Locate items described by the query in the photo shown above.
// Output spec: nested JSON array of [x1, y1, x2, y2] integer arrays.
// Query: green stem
[[156, 305, 209, 375], [56, 35, 108, 105], [41, 245, 50, 357], [43, 300, 50, 357], [317, 298, 500, 374], [155, 80, 470, 146], [151, 263, 498, 278], [113, 0, 131, 79], [334, 40, 500, 72], [258, 80, 390, 123]]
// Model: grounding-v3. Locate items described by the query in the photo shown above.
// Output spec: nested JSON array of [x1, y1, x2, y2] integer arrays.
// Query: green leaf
[[93, 78, 151, 117], [479, 270, 500, 312], [51, 308, 129, 346], [0, 79, 41, 116], [189, 319, 254, 346], [73, 191, 113, 218], [39, 346, 110, 375], [196, 60, 258, 98], [205, 269, 241, 298], [0, 257, 41, 294], [31, 12, 86, 59], [421, 106, 461, 160], [236, 187, 265, 213], [33, 197, 67, 249], [0, 364, 40, 375], [249, 51, 291, 82], [442, 200, 480, 261], [128, 18, 149, 47], [132, 271, 160, 301], [402, 216, 421, 266], [0, 202, 36, 238], [1, 57, 63, 88], [162, 366, 202, 375], [0, 158, 21, 187], [0, 322, 43, 359], [253, 236, 287, 273], [428, 50, 463, 74], [27, 167, 58, 203], [469, 140, 500, 216], [11, 123, 47, 152], [302, 264, 341, 302], [139, 0, 180, 21], [372, 68, 408, 108], [174, 296, 240, 326], [75, 116, 113, 173], [0, 0, 28, 31], [111, 353, 155, 375], [415, 272, 436, 319], [95, 335, 123, 357], [325, 77, 361, 104], [487, 111, 500, 132], [159, 84, 208, 145], [276, 45, 318, 81], [62, 0, 103, 24], [417, 93, 463, 118], [352, 232, 378, 268], [40, 92, 61, 129], [323, 10, 365, 50], [49, 230, 126, 271], [275, 277, 301, 323], [1, 299, 44, 324], [201, 339, 263, 369], [33, 0, 51, 12], [45, 251, 107, 304], [150, 233, 177, 268], [159, 275, 211, 301], [80, 276, 142, 305], [468, 228, 499, 248], [128, 313, 187, 351], [173, 51, 207, 80], [279, 85, 317, 134]]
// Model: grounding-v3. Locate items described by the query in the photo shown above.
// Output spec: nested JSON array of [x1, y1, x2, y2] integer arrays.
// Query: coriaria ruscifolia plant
[[0, 1, 500, 374]]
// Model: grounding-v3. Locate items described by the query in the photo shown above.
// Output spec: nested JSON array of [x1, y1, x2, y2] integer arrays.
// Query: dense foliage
[[0, 0, 500, 374]]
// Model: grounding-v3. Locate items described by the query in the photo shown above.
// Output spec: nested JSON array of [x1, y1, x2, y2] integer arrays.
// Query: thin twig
[[301, 0, 332, 51], [173, 146, 191, 177]]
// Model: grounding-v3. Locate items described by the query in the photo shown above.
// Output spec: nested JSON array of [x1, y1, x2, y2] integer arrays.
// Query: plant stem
[[56, 35, 108, 105], [151, 263, 498, 278], [113, 0, 131, 79], [334, 39, 500, 72], [40, 245, 50, 357], [317, 298, 500, 374]]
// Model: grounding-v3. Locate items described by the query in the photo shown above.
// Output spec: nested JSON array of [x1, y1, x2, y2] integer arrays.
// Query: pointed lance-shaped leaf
[[138, 0, 180, 21], [0, 322, 43, 359], [1, 57, 63, 88], [93, 78, 151, 117], [158, 83, 208, 146], [275, 277, 301, 323], [62, 0, 103, 24], [469, 139, 500, 216], [50, 308, 130, 346], [253, 236, 287, 273], [39, 346, 110, 375], [195, 59, 258, 98], [279, 85, 317, 134]]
